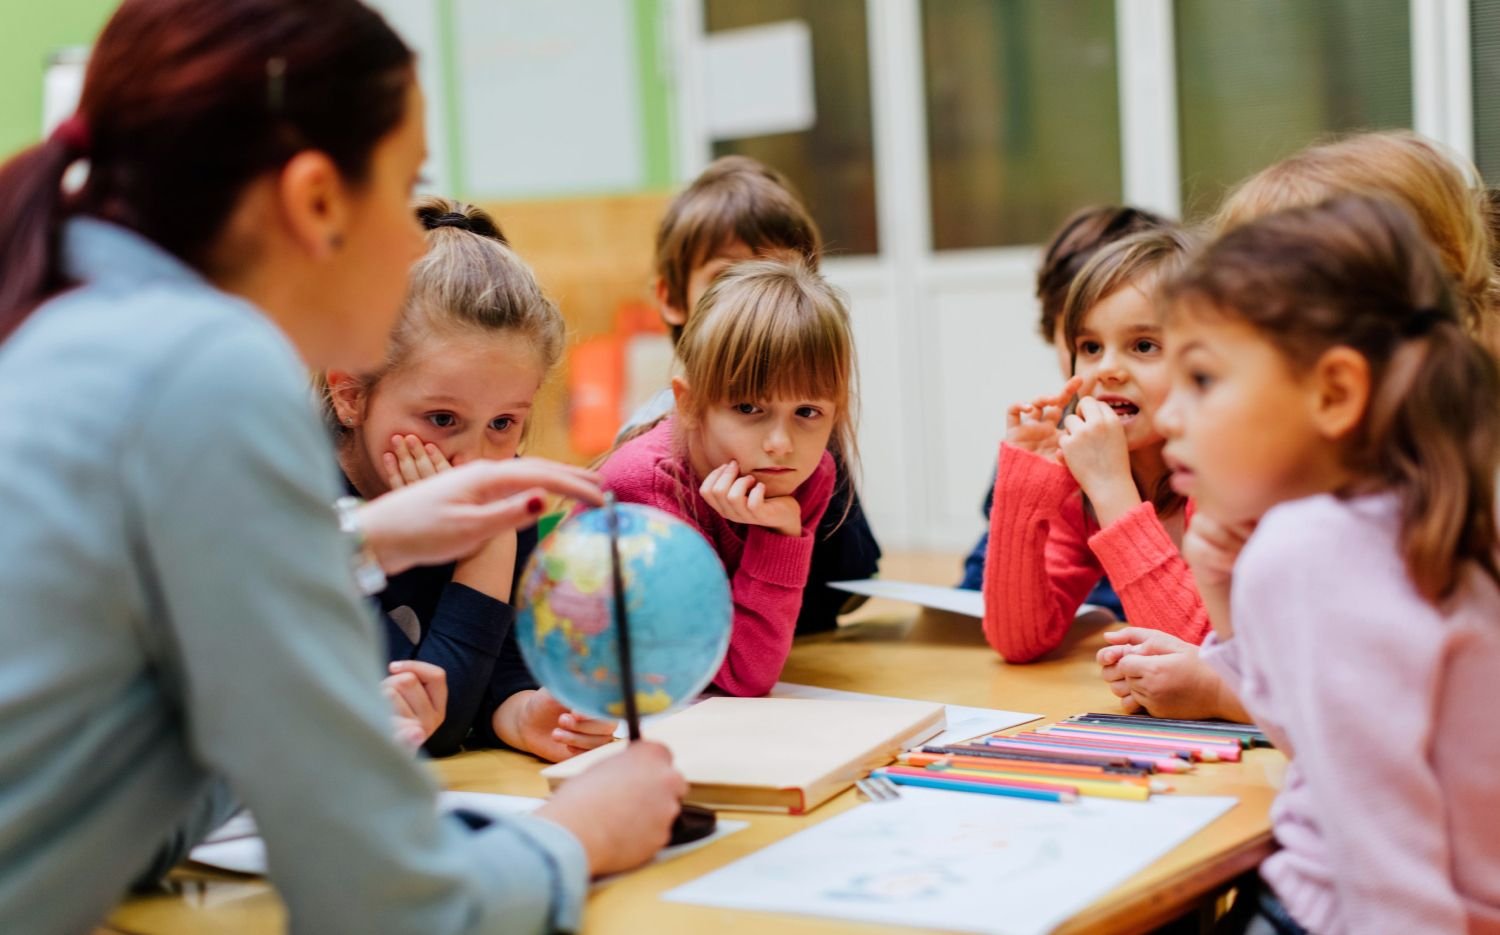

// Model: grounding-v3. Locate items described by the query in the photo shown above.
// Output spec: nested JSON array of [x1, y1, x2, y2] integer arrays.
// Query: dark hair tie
[[422, 209, 504, 243], [50, 115, 90, 156], [1401, 307, 1446, 339]]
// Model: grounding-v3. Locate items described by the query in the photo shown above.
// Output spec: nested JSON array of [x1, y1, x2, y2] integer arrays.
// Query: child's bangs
[[689, 274, 850, 409]]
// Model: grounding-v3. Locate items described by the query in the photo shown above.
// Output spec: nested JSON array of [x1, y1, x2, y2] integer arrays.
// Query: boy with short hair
[[622, 156, 880, 633]]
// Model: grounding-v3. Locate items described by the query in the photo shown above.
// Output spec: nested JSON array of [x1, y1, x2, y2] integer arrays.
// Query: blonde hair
[[319, 196, 565, 445], [677, 258, 858, 517], [1214, 131, 1498, 342], [1061, 225, 1198, 517], [655, 156, 822, 343]]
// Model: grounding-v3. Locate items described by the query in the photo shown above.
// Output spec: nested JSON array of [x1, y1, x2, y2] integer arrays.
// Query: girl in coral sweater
[[599, 258, 855, 696], [983, 227, 1205, 662]]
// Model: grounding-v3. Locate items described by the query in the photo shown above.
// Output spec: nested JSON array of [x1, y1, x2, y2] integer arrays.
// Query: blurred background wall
[[6, 0, 1498, 556]]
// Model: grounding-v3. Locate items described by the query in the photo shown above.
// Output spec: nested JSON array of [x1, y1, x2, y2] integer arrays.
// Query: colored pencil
[[916, 765, 1155, 801], [1017, 730, 1204, 761], [1039, 725, 1242, 762], [925, 743, 1148, 774], [1074, 713, 1271, 747], [981, 737, 1193, 773], [898, 752, 1152, 784], [1062, 720, 1259, 749], [874, 768, 1077, 803]]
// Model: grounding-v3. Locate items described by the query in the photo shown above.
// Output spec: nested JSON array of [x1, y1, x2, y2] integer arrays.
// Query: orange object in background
[[568, 335, 624, 456], [567, 301, 673, 457]]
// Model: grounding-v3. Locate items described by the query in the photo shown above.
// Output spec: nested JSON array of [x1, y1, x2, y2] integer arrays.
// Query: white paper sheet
[[190, 791, 747, 879], [770, 683, 1039, 746], [829, 579, 1116, 624], [704, 21, 816, 140], [829, 579, 986, 617], [666, 787, 1237, 935]]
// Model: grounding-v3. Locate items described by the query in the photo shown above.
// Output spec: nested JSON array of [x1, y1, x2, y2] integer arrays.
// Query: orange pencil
[[898, 752, 1154, 786]]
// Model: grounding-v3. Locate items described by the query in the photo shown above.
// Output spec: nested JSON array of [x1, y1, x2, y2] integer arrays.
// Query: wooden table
[[107, 556, 1281, 935]]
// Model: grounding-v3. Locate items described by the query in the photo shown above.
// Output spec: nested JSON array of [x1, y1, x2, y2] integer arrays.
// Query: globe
[[514, 502, 733, 720]]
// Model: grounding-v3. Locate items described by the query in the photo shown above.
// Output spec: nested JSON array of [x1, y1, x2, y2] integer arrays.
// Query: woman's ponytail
[[0, 126, 86, 341]]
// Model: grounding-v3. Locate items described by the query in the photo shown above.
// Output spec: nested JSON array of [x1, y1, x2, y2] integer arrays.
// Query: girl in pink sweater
[[983, 227, 1208, 663], [599, 259, 854, 697], [1159, 194, 1500, 935]]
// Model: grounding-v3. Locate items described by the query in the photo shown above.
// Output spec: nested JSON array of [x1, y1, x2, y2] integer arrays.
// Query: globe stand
[[606, 493, 718, 847]]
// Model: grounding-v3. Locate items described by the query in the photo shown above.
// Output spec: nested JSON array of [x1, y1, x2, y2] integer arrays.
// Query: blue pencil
[[874, 768, 1078, 803]]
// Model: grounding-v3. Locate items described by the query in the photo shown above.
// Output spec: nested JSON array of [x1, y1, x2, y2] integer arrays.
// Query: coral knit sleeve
[[1087, 501, 1209, 645], [981, 444, 1105, 663]]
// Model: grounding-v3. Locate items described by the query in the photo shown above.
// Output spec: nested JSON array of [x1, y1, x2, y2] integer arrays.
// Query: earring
[[343, 417, 354, 426]]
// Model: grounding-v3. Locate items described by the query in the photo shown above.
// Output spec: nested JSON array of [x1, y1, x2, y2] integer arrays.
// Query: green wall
[[0, 1, 119, 160], [0, 0, 676, 194]]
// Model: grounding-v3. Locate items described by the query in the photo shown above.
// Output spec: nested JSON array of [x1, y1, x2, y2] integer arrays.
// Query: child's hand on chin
[[699, 460, 802, 536], [1004, 375, 1083, 463], [383, 434, 452, 489]]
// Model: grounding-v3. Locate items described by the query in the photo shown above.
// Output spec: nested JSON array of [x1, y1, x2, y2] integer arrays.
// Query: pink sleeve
[[1087, 503, 1209, 644], [712, 454, 837, 697], [981, 444, 1104, 663], [1233, 515, 1467, 934]]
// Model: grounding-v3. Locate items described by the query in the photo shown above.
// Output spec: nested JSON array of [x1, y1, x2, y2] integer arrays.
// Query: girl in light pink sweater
[[1158, 194, 1500, 935], [599, 259, 856, 697]]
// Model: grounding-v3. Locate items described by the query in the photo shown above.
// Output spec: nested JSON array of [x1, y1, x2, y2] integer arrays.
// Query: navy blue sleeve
[[467, 525, 542, 750], [797, 470, 882, 636], [381, 580, 508, 758], [958, 470, 998, 590]]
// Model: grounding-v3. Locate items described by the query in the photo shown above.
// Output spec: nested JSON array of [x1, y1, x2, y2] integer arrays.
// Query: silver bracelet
[[334, 496, 388, 596]]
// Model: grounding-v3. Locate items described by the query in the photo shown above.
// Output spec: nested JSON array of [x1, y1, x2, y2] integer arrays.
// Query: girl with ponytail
[[1155, 194, 1500, 935], [0, 2, 682, 930], [320, 197, 616, 762]]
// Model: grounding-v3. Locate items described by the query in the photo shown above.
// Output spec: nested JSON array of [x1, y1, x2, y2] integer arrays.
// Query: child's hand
[[495, 688, 618, 763], [384, 660, 448, 750], [1181, 514, 1255, 638], [1097, 628, 1242, 721], [1004, 376, 1083, 463], [534, 740, 686, 877], [699, 460, 802, 536], [383, 434, 452, 489], [1058, 396, 1137, 521]]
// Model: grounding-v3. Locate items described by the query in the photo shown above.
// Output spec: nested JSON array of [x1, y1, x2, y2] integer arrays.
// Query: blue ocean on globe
[[514, 502, 732, 720]]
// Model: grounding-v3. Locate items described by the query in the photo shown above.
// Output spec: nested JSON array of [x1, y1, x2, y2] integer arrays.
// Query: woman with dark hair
[[0, 1, 683, 931]]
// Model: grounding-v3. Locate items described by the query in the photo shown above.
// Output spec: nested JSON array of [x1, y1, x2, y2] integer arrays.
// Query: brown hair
[[0, 0, 414, 343], [321, 197, 564, 446], [1036, 205, 1170, 343], [1172, 195, 1500, 603], [1214, 131, 1498, 343], [655, 155, 822, 343], [1061, 225, 1197, 517], [676, 258, 857, 524]]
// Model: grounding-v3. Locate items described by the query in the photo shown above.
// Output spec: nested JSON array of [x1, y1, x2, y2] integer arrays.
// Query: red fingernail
[[527, 496, 544, 514]]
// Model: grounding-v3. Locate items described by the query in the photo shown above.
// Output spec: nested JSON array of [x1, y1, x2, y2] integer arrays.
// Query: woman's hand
[[534, 741, 686, 877], [384, 660, 448, 750], [358, 459, 602, 575], [494, 688, 618, 763], [699, 460, 802, 537], [1004, 376, 1083, 463]]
